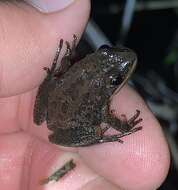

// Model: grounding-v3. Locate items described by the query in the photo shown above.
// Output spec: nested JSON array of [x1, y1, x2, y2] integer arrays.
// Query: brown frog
[[33, 35, 142, 147]]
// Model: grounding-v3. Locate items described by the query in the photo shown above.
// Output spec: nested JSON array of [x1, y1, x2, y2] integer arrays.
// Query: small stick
[[40, 159, 76, 185]]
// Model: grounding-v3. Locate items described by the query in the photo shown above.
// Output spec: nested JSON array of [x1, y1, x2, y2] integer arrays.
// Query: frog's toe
[[128, 109, 143, 127]]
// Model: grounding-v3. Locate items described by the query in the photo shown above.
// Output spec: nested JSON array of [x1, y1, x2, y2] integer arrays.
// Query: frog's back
[[47, 53, 106, 129]]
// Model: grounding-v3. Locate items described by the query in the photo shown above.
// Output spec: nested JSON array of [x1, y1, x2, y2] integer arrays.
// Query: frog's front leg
[[102, 105, 143, 135]]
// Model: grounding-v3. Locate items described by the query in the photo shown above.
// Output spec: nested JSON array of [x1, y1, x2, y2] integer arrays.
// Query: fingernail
[[25, 0, 75, 13]]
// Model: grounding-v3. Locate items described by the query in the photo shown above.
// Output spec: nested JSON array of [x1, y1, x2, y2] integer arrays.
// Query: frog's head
[[96, 45, 137, 94]]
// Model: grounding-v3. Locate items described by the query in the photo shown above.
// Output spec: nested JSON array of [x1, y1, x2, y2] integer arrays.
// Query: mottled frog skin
[[33, 35, 142, 147]]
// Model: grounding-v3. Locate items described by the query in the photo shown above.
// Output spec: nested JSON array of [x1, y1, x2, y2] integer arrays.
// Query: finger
[[0, 0, 90, 97], [80, 177, 122, 190], [78, 86, 170, 190], [25, 0, 75, 13], [0, 132, 99, 190]]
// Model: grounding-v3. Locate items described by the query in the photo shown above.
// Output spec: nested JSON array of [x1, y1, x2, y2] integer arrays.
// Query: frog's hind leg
[[34, 35, 78, 125], [43, 34, 77, 78], [100, 128, 142, 144], [43, 38, 64, 79], [100, 126, 123, 143], [33, 39, 64, 125]]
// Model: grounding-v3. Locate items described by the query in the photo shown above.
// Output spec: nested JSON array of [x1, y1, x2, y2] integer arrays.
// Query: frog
[[33, 35, 142, 147]]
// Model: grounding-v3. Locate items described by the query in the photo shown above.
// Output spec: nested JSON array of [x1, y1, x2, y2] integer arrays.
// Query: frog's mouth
[[111, 58, 137, 97]]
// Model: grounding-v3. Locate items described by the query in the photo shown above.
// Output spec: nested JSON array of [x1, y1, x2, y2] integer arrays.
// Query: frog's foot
[[43, 35, 78, 79], [64, 34, 77, 57], [54, 34, 78, 78], [43, 39, 64, 78], [121, 109, 142, 129]]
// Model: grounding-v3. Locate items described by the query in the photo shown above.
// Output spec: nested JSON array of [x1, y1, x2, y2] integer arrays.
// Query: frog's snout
[[98, 44, 110, 50], [98, 45, 137, 65]]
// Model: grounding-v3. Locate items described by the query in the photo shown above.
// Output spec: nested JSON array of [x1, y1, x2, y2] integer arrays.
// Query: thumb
[[25, 0, 75, 13], [0, 0, 90, 97]]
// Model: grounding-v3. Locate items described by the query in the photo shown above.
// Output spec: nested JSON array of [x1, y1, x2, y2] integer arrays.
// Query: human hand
[[0, 1, 170, 189]]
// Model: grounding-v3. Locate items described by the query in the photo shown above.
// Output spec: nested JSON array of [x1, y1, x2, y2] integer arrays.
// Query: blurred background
[[77, 0, 178, 189]]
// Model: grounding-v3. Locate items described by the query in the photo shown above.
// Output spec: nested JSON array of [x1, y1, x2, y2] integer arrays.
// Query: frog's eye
[[110, 76, 122, 86], [98, 45, 110, 50]]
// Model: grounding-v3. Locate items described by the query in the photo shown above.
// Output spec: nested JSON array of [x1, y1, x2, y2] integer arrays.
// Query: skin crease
[[0, 0, 170, 190]]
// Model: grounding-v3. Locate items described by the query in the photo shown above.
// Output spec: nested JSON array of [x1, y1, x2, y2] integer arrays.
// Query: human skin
[[0, 0, 170, 189]]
